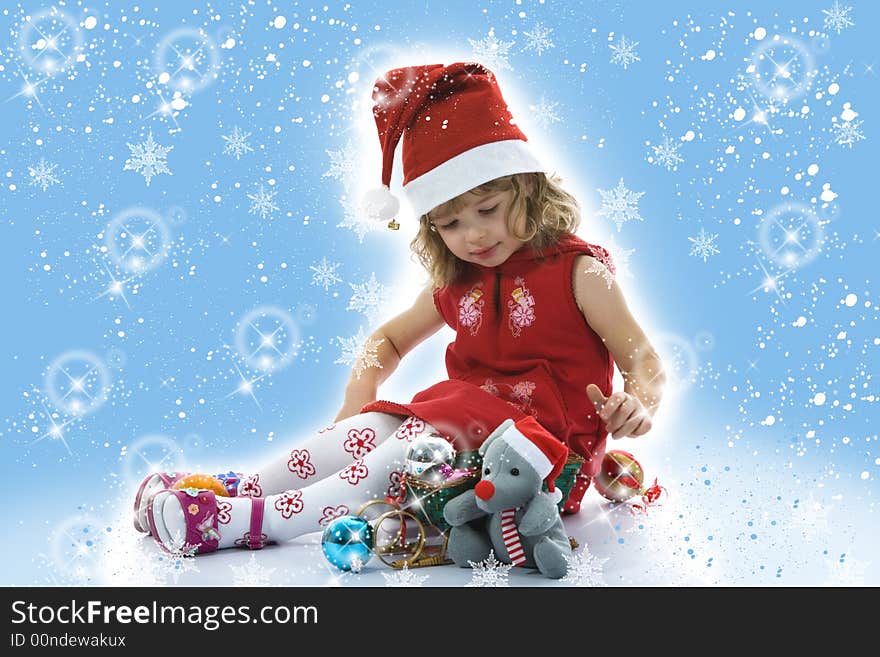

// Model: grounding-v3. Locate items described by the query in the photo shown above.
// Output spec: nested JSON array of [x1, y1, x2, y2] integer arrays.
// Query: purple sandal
[[133, 471, 243, 533], [146, 489, 269, 555]]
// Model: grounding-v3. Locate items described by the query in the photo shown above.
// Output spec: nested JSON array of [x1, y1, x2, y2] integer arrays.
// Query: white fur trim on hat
[[402, 139, 544, 218], [501, 424, 553, 480]]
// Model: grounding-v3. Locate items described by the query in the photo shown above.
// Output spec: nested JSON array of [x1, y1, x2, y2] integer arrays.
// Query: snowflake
[[334, 327, 384, 379], [522, 23, 555, 55], [468, 29, 515, 74], [247, 183, 279, 220], [309, 257, 342, 291], [466, 550, 513, 587], [221, 126, 254, 160], [561, 549, 608, 586], [649, 136, 684, 171], [822, 2, 855, 34], [123, 131, 173, 187], [347, 273, 390, 322], [688, 227, 721, 262], [528, 95, 562, 129], [230, 553, 276, 586], [587, 234, 634, 288], [382, 563, 429, 587], [788, 494, 833, 538], [28, 158, 60, 191], [823, 554, 868, 586], [596, 178, 645, 232], [323, 140, 356, 182], [609, 35, 640, 69], [831, 119, 865, 147], [153, 529, 200, 585], [337, 195, 383, 243]]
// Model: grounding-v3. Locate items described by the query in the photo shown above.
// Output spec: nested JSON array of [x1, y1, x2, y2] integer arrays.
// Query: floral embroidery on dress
[[339, 460, 369, 485], [480, 379, 500, 396], [508, 276, 536, 338], [458, 285, 484, 336], [274, 490, 304, 519], [386, 470, 406, 500], [319, 505, 350, 526], [481, 379, 538, 418], [394, 416, 426, 442], [287, 448, 317, 480], [343, 428, 377, 458]]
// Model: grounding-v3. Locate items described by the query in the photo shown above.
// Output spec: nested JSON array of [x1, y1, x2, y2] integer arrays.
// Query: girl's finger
[[599, 392, 627, 421], [607, 398, 637, 428], [614, 414, 645, 439]]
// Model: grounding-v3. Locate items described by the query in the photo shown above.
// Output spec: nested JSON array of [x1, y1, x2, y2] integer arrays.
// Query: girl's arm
[[572, 255, 666, 439], [334, 284, 446, 421]]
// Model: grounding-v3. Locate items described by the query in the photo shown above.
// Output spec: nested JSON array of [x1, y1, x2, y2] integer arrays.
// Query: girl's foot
[[133, 471, 242, 533]]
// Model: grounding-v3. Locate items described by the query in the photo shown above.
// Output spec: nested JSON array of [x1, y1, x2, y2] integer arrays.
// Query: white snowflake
[[822, 2, 855, 34], [823, 554, 869, 586], [247, 183, 279, 220], [337, 195, 383, 243], [528, 95, 562, 129], [468, 29, 515, 73], [584, 259, 615, 288], [596, 178, 645, 232], [522, 23, 555, 55], [688, 227, 721, 262], [588, 234, 634, 287], [153, 529, 200, 585], [230, 553, 276, 586], [466, 550, 513, 587], [382, 563, 429, 587], [788, 493, 833, 538], [561, 549, 608, 586], [334, 327, 384, 380], [323, 139, 357, 182], [221, 126, 254, 160], [347, 273, 390, 322], [831, 119, 865, 147], [309, 257, 342, 291], [609, 35, 641, 69], [123, 131, 173, 187], [28, 158, 60, 191], [649, 136, 684, 171]]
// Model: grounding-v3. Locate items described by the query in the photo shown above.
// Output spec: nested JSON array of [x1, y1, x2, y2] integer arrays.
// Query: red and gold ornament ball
[[593, 450, 647, 503]]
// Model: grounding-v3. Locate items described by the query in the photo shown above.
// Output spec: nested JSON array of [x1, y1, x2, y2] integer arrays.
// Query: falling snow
[[822, 2, 855, 34], [688, 227, 721, 262], [609, 35, 641, 69], [221, 126, 254, 160], [230, 553, 276, 586], [468, 29, 515, 73], [382, 563, 429, 587], [347, 272, 390, 322], [323, 140, 357, 182], [596, 178, 645, 231], [649, 136, 684, 171], [522, 23, 555, 55], [561, 549, 608, 587], [123, 132, 173, 187], [466, 550, 513, 587], [309, 257, 342, 291], [247, 184, 279, 220], [334, 327, 384, 379], [27, 158, 60, 191], [528, 95, 562, 129], [831, 119, 865, 147], [337, 195, 383, 243]]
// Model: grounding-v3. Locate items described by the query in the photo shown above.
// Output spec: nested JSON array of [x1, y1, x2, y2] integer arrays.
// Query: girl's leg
[[237, 412, 426, 498], [150, 418, 435, 551]]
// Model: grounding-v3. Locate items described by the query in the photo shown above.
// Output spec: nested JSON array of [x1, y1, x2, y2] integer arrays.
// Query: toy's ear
[[478, 419, 515, 457]]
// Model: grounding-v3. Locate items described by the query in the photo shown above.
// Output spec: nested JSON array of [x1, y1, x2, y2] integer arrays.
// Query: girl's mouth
[[471, 243, 500, 258]]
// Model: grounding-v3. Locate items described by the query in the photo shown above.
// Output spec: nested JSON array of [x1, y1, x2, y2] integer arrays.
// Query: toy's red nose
[[475, 480, 495, 500]]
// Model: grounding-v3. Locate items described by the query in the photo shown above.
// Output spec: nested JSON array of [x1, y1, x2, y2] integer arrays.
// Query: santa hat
[[498, 416, 569, 499], [363, 62, 545, 223]]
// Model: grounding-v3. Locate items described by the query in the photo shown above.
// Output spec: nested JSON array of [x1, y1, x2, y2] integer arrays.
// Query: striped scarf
[[500, 508, 526, 566]]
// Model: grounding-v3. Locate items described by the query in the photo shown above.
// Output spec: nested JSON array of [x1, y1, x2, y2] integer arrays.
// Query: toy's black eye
[[484, 467, 491, 475], [510, 467, 520, 476]]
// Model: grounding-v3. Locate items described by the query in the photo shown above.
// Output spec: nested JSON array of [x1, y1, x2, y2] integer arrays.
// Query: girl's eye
[[479, 204, 499, 215], [437, 219, 458, 230]]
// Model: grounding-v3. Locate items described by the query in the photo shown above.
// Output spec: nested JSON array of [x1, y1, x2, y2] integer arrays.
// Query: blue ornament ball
[[321, 515, 374, 572]]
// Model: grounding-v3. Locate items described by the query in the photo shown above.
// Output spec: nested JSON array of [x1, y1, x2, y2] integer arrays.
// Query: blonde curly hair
[[410, 172, 581, 287]]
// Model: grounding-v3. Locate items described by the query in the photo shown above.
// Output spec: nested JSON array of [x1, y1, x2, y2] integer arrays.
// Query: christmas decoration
[[405, 434, 457, 486], [172, 473, 229, 498], [593, 450, 665, 511], [320, 515, 374, 572]]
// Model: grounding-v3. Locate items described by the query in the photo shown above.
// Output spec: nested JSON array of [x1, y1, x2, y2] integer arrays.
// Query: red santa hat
[[363, 62, 545, 223], [499, 416, 569, 497]]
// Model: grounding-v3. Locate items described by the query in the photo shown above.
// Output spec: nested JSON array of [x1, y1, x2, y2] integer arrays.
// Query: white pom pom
[[361, 186, 400, 222]]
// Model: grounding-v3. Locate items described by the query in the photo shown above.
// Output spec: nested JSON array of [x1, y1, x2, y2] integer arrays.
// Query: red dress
[[361, 233, 615, 478]]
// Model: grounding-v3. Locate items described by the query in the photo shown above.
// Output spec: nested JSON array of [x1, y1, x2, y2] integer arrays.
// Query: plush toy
[[442, 416, 572, 579]]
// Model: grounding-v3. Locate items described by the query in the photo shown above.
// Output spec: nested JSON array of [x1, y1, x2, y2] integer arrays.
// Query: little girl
[[135, 62, 665, 556]]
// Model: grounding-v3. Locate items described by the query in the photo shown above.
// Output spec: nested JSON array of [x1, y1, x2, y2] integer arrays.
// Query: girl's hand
[[586, 384, 653, 439]]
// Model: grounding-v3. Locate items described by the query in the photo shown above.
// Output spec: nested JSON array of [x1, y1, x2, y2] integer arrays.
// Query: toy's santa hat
[[497, 416, 569, 501], [363, 62, 544, 224]]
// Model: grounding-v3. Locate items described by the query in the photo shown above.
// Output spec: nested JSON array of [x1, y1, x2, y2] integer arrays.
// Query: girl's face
[[429, 188, 525, 267]]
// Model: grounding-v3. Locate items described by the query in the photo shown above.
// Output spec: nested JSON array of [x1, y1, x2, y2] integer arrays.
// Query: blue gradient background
[[1, 0, 876, 585]]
